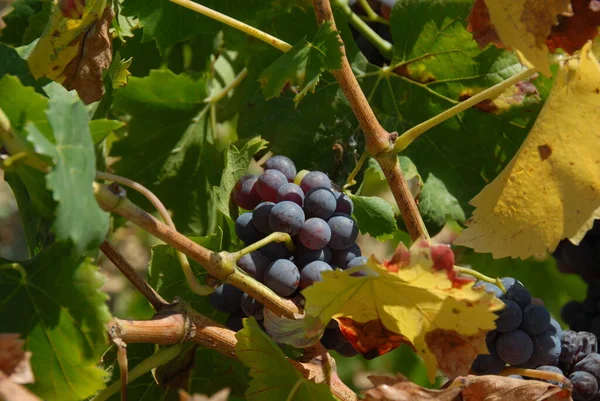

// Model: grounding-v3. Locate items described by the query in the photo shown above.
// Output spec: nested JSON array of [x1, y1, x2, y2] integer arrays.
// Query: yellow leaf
[[455, 42, 600, 259], [483, 0, 572, 76], [27, 0, 106, 83], [302, 241, 503, 383]]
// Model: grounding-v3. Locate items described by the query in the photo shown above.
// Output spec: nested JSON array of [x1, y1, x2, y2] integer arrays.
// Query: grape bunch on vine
[[0, 0, 599, 400]]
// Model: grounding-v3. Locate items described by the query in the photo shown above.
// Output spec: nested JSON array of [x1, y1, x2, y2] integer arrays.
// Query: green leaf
[[0, 243, 111, 401], [0, 0, 43, 46], [350, 194, 398, 241], [110, 69, 220, 235], [418, 173, 465, 229], [25, 83, 109, 251], [235, 317, 336, 401], [259, 21, 342, 106], [147, 228, 227, 319], [0, 44, 37, 88], [213, 136, 268, 218], [89, 119, 124, 144]]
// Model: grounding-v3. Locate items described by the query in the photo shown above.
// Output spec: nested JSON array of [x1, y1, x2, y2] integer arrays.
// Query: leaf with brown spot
[[425, 329, 488, 380], [363, 374, 462, 401], [0, 334, 34, 385], [547, 0, 600, 54]]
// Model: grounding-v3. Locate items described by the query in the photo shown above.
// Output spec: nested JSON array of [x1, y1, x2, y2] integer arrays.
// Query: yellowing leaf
[[455, 42, 600, 259], [302, 241, 503, 383], [483, 0, 572, 75]]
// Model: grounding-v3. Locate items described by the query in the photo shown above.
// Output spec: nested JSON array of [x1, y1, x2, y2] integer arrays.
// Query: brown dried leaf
[[457, 375, 572, 401], [426, 329, 488, 380], [178, 388, 230, 401], [62, 7, 114, 104], [467, 0, 503, 48], [547, 0, 600, 53], [364, 374, 462, 401], [0, 0, 15, 31], [0, 334, 34, 385]]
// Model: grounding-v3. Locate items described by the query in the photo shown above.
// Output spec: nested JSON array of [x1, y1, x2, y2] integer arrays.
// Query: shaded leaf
[[418, 174, 465, 228], [259, 21, 342, 106], [0, 44, 37, 88], [455, 42, 600, 259], [350, 194, 398, 241], [235, 317, 336, 401], [302, 240, 503, 383], [0, 244, 111, 401], [0, 0, 16, 31], [179, 388, 231, 401]]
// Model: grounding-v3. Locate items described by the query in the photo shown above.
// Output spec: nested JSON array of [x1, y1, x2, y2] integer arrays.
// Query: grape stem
[[0, 107, 49, 173], [168, 0, 292, 52], [312, 0, 429, 241], [204, 67, 248, 104], [96, 171, 214, 296], [331, 0, 392, 58], [392, 68, 539, 153], [455, 266, 507, 293], [500, 367, 572, 389], [356, 0, 389, 25], [343, 150, 368, 191], [230, 232, 295, 261]]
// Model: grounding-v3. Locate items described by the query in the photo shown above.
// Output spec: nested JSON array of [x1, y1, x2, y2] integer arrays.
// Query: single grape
[[506, 283, 532, 308], [549, 317, 563, 339], [261, 242, 292, 260], [300, 171, 331, 193], [298, 218, 331, 250], [471, 345, 505, 375], [575, 353, 600, 382], [569, 371, 598, 401], [576, 332, 598, 363], [257, 169, 288, 202], [241, 293, 264, 320], [495, 299, 523, 333], [530, 331, 561, 366], [333, 190, 354, 214], [294, 169, 310, 186], [295, 244, 332, 266], [226, 312, 245, 331], [537, 365, 564, 386], [237, 251, 270, 282], [304, 187, 337, 219], [235, 213, 263, 245], [520, 304, 551, 336], [508, 374, 524, 380], [331, 243, 362, 268], [473, 281, 503, 298], [320, 326, 347, 350], [496, 330, 533, 365], [252, 202, 275, 234], [328, 215, 359, 250], [561, 330, 583, 365], [300, 261, 333, 288], [232, 175, 261, 210], [335, 342, 358, 357], [269, 201, 305, 236], [264, 259, 300, 296], [276, 183, 304, 206], [562, 301, 584, 325], [209, 284, 244, 313], [347, 256, 368, 269], [501, 277, 523, 292], [263, 155, 297, 182], [486, 329, 498, 345]]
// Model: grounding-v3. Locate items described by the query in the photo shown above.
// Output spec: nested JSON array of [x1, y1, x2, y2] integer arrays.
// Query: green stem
[[332, 0, 393, 59], [169, 0, 292, 52], [204, 67, 248, 104], [455, 266, 506, 293], [91, 344, 184, 401], [0, 107, 49, 172], [229, 232, 295, 262], [357, 0, 388, 25], [343, 150, 368, 191], [393, 68, 538, 153]]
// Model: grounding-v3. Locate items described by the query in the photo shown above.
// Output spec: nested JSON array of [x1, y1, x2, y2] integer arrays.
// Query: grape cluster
[[561, 282, 600, 346], [472, 279, 600, 400], [211, 155, 366, 355], [554, 221, 600, 283]]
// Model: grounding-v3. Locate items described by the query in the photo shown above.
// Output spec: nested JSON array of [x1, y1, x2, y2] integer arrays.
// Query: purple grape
[[295, 244, 331, 266], [501, 277, 523, 291], [331, 243, 362, 268], [241, 293, 264, 320], [298, 218, 331, 250], [569, 371, 598, 401], [474, 281, 503, 298], [226, 312, 245, 331], [496, 330, 533, 365], [506, 284, 532, 308], [209, 284, 243, 313], [347, 256, 368, 270], [269, 201, 305, 236], [263, 155, 297, 182], [520, 304, 551, 336], [574, 353, 600, 382], [320, 326, 347, 350], [261, 242, 291, 260], [304, 187, 337, 220], [300, 260, 333, 288], [333, 190, 354, 214], [276, 183, 304, 206], [576, 332, 598, 363], [561, 330, 583, 365], [328, 215, 358, 250], [300, 171, 331, 193], [257, 169, 288, 202], [562, 301, 583, 325], [549, 318, 563, 338], [232, 175, 261, 210], [252, 202, 274, 234], [237, 251, 270, 282], [471, 345, 505, 375], [530, 331, 561, 366], [264, 259, 300, 296], [537, 365, 564, 386], [235, 213, 263, 245], [495, 299, 523, 333]]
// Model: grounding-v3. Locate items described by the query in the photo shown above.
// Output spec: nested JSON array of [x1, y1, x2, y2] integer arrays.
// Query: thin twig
[[455, 266, 507, 293], [100, 241, 169, 310], [0, 107, 49, 172], [312, 0, 429, 240], [204, 67, 249, 104], [96, 171, 213, 296], [117, 345, 128, 401], [169, 0, 292, 52]]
